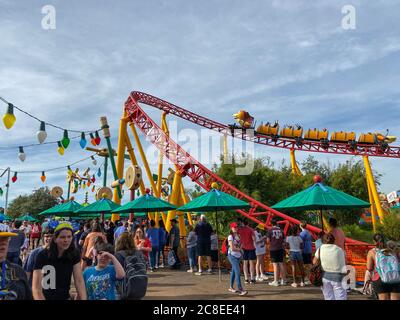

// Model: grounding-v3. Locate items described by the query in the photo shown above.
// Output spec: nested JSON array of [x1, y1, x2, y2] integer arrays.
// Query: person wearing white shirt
[[313, 233, 347, 300]]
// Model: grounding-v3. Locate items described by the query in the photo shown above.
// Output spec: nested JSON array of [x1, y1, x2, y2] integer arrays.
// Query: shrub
[[377, 213, 400, 241]]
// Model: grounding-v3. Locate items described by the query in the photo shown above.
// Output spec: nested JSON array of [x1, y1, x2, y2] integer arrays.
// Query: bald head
[[200, 214, 206, 221]]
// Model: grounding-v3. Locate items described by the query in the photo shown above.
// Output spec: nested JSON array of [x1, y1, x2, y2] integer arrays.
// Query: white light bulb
[[37, 130, 47, 144], [18, 152, 26, 162]]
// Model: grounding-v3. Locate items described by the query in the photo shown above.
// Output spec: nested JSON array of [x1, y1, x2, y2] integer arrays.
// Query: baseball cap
[[229, 222, 238, 228], [54, 222, 73, 233], [0, 223, 17, 237]]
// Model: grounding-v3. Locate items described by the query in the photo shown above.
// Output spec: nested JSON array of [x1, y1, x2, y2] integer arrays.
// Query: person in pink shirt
[[328, 218, 346, 251]]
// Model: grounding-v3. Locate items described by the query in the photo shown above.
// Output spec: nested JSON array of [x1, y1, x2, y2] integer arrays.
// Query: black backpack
[[118, 251, 148, 300]]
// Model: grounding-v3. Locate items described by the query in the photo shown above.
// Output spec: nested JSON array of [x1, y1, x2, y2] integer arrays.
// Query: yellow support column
[[180, 183, 193, 226], [363, 156, 385, 224], [290, 149, 302, 176], [112, 113, 128, 222], [129, 123, 158, 193], [165, 171, 182, 232], [366, 177, 378, 233], [223, 133, 228, 162]]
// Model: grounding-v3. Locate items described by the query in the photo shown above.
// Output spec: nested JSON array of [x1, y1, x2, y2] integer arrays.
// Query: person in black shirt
[[32, 222, 87, 300], [0, 223, 32, 300], [194, 214, 213, 275]]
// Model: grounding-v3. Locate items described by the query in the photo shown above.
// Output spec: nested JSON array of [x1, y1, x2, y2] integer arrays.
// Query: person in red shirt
[[328, 218, 346, 250], [237, 219, 256, 284], [30, 222, 42, 250], [134, 227, 152, 268]]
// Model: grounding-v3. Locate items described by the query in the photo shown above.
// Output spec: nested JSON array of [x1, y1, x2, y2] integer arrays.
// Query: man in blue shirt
[[114, 221, 129, 242], [299, 221, 313, 285], [146, 220, 159, 272], [169, 219, 181, 269]]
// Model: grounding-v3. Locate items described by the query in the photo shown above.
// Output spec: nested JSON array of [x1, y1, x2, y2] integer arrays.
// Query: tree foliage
[[187, 154, 380, 236], [7, 187, 58, 220]]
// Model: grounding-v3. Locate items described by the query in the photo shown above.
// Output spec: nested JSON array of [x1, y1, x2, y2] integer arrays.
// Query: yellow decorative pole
[[363, 156, 385, 224]]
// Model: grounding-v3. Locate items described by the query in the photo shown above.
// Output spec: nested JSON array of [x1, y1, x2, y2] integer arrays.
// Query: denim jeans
[[149, 246, 159, 269], [187, 246, 197, 269], [228, 254, 243, 291], [156, 245, 165, 266]]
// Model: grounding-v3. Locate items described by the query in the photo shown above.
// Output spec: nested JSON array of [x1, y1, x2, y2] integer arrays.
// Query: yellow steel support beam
[[290, 149, 302, 176], [129, 123, 158, 193], [111, 112, 128, 222], [363, 156, 385, 224], [223, 133, 228, 162], [180, 183, 193, 226], [366, 176, 378, 233], [165, 171, 182, 232]]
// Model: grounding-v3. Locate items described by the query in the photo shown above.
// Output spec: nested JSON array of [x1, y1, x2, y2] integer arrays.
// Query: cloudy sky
[[0, 0, 399, 209]]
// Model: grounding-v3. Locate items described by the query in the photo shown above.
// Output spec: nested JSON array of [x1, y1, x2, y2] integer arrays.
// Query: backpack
[[221, 238, 229, 255], [375, 249, 400, 284], [119, 251, 148, 300]]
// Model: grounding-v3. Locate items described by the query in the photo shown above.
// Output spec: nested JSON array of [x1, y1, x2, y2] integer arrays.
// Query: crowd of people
[[0, 214, 399, 300]]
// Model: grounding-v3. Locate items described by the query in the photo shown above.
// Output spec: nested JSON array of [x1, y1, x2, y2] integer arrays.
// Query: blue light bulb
[[79, 132, 87, 149], [97, 167, 101, 177]]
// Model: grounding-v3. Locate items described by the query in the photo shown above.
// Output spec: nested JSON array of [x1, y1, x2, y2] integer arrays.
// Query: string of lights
[[0, 96, 104, 160]]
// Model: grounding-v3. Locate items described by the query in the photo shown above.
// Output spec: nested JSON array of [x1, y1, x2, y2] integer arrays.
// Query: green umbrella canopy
[[177, 189, 251, 212], [271, 182, 370, 211], [39, 201, 83, 217], [73, 212, 147, 220], [0, 213, 12, 222], [391, 203, 400, 209], [74, 198, 121, 215], [16, 214, 38, 222], [112, 192, 177, 214]]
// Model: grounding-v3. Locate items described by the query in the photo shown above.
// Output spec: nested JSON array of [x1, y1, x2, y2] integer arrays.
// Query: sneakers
[[280, 279, 288, 286], [206, 269, 213, 274], [187, 269, 194, 273], [149, 268, 154, 273], [159, 264, 165, 268], [300, 282, 305, 287], [195, 270, 203, 276], [269, 281, 280, 287], [304, 280, 311, 285], [245, 279, 250, 284], [250, 279, 256, 284], [262, 275, 269, 281], [256, 276, 264, 282], [228, 288, 238, 293], [291, 283, 298, 288], [238, 290, 248, 296]]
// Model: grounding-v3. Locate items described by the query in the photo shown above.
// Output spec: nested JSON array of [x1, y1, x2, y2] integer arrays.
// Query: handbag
[[168, 250, 176, 266], [310, 247, 323, 287]]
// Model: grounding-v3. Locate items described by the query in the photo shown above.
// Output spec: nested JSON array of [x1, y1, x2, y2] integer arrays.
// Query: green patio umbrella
[[177, 188, 251, 281], [112, 191, 177, 220], [73, 197, 121, 218], [16, 214, 38, 222], [0, 213, 12, 222], [39, 201, 83, 217], [271, 176, 370, 229]]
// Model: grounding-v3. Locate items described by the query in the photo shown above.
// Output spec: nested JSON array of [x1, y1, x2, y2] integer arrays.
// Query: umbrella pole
[[320, 209, 324, 232], [216, 209, 221, 282]]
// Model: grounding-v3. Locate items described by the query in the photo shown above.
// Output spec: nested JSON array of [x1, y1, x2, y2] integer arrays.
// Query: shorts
[[211, 250, 219, 262], [197, 241, 211, 257], [243, 249, 256, 261], [302, 253, 312, 264], [289, 251, 303, 262], [270, 249, 285, 263], [372, 279, 400, 294]]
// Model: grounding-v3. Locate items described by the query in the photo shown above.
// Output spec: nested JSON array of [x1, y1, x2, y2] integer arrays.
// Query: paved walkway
[[144, 267, 368, 300]]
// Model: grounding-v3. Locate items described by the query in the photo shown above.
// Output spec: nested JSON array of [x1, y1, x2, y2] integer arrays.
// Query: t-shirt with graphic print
[[83, 265, 117, 300]]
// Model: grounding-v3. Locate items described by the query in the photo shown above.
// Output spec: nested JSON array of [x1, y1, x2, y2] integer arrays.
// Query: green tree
[[7, 187, 57, 220]]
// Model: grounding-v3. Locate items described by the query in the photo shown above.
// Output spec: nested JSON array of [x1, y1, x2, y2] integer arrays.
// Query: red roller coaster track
[[124, 91, 370, 245], [128, 91, 400, 159]]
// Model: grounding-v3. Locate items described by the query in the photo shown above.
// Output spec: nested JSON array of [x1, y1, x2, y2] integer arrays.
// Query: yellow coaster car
[[330, 131, 356, 142], [256, 121, 279, 136], [304, 128, 329, 141], [279, 125, 303, 139]]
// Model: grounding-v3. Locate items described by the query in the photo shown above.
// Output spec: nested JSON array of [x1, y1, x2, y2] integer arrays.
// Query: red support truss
[[124, 93, 366, 244]]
